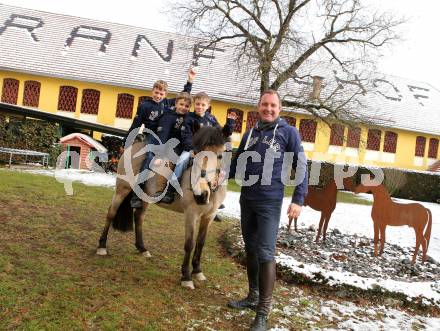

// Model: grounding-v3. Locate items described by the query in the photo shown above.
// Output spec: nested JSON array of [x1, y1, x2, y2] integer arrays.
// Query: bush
[[0, 116, 61, 166]]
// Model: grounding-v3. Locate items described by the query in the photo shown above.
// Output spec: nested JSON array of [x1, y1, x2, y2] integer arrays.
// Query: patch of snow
[[219, 191, 440, 262]]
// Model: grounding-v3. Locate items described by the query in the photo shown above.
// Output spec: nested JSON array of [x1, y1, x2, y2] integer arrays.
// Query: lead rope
[[244, 128, 254, 151]]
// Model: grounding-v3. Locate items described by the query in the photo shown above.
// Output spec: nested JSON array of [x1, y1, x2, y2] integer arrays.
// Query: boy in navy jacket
[[126, 67, 196, 208], [160, 92, 236, 204], [227, 90, 308, 331]]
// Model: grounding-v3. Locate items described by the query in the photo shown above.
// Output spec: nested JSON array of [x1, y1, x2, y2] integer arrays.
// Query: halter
[[188, 152, 223, 194]]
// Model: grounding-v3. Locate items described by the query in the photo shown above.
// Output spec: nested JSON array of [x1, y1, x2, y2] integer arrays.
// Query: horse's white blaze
[[193, 272, 207, 281], [96, 248, 107, 256], [181, 280, 195, 289], [142, 251, 152, 258]]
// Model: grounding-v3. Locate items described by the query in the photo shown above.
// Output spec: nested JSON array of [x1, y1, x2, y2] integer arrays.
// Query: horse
[[354, 183, 432, 264], [287, 177, 354, 242], [96, 127, 227, 289]]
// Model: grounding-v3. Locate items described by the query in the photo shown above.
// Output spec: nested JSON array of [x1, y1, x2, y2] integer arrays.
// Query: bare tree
[[169, 0, 405, 127]]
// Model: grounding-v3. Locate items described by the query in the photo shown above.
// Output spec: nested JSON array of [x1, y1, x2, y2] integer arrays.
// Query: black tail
[[112, 191, 134, 232]]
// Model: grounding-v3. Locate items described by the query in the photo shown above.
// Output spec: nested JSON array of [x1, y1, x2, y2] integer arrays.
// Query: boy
[[160, 92, 237, 204], [151, 92, 192, 197], [126, 67, 196, 208]]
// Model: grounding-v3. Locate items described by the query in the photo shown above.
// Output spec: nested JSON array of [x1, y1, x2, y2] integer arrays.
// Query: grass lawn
[[0, 170, 334, 330]]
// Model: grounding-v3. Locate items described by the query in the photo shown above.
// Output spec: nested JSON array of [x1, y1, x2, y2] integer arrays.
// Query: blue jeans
[[137, 134, 158, 185], [240, 196, 283, 263], [168, 150, 191, 194]]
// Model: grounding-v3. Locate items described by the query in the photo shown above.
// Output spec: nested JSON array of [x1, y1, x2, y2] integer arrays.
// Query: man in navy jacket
[[227, 90, 308, 331]]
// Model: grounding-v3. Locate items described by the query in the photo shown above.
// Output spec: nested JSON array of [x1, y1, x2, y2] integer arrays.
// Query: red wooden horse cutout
[[354, 183, 432, 264], [288, 177, 354, 242]]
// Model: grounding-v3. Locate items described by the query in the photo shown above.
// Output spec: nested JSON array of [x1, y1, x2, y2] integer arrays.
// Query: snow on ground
[[219, 191, 440, 262], [12, 169, 440, 328], [219, 190, 440, 309], [24, 169, 116, 192]]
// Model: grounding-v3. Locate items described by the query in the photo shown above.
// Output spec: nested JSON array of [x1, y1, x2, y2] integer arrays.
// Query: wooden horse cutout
[[96, 127, 227, 289], [354, 183, 432, 264], [288, 177, 354, 242]]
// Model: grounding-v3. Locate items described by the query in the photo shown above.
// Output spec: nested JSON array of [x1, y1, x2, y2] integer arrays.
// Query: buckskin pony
[[96, 127, 227, 289]]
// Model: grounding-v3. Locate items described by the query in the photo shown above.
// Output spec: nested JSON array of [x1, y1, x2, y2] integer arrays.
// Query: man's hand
[[287, 203, 302, 220], [227, 111, 237, 120], [188, 66, 197, 83]]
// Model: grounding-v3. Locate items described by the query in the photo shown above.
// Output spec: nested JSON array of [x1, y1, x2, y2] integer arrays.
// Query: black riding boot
[[228, 253, 259, 310], [250, 260, 276, 331], [130, 183, 145, 209], [159, 185, 175, 204]]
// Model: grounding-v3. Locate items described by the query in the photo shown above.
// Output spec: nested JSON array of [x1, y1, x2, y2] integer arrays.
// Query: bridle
[[188, 151, 223, 194]]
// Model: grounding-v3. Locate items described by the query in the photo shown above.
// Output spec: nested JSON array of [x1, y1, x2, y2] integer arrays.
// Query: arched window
[[281, 116, 296, 127], [80, 89, 100, 115], [329, 123, 344, 146], [23, 80, 41, 107], [383, 131, 398, 153], [299, 119, 317, 143], [58, 86, 78, 112], [347, 127, 361, 148], [415, 136, 426, 157], [227, 108, 243, 133], [1, 78, 19, 104], [366, 129, 381, 151], [246, 111, 259, 130], [428, 138, 439, 159], [116, 93, 134, 119]]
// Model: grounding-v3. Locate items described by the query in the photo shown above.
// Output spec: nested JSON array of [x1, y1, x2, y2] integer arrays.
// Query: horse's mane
[[192, 127, 226, 152]]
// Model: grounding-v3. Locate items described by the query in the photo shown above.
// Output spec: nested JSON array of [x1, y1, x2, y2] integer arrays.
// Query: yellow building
[[0, 3, 439, 171]]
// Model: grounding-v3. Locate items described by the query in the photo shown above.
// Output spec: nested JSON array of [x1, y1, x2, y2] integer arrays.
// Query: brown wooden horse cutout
[[354, 183, 432, 264], [288, 177, 354, 242]]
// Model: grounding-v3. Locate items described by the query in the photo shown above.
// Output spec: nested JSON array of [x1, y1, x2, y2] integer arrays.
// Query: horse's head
[[342, 177, 355, 192], [190, 127, 226, 205], [354, 183, 371, 194]]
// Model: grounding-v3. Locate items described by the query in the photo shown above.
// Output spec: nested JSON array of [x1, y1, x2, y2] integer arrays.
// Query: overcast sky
[[1, 0, 438, 89]]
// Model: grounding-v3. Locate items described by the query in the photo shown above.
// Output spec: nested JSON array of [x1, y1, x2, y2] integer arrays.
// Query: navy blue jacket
[[181, 112, 235, 151], [123, 81, 192, 144], [229, 118, 308, 205], [156, 111, 186, 155]]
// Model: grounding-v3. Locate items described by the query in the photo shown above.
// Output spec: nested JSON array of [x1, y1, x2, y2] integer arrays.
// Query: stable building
[[0, 3, 439, 171]]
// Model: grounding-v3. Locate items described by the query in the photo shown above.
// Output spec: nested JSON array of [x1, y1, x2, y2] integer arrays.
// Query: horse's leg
[[134, 204, 151, 257], [181, 212, 197, 289], [412, 229, 422, 264], [379, 225, 386, 256], [192, 215, 212, 282], [316, 212, 325, 243], [97, 193, 126, 255], [421, 234, 427, 263], [322, 213, 332, 242], [373, 221, 379, 257]]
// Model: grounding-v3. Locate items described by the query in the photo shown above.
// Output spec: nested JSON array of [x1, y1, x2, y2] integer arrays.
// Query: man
[[228, 90, 308, 331]]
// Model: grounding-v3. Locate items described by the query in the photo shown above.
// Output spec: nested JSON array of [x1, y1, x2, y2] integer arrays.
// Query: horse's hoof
[[181, 280, 195, 290], [193, 272, 207, 281], [142, 251, 152, 258], [96, 248, 107, 256]]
